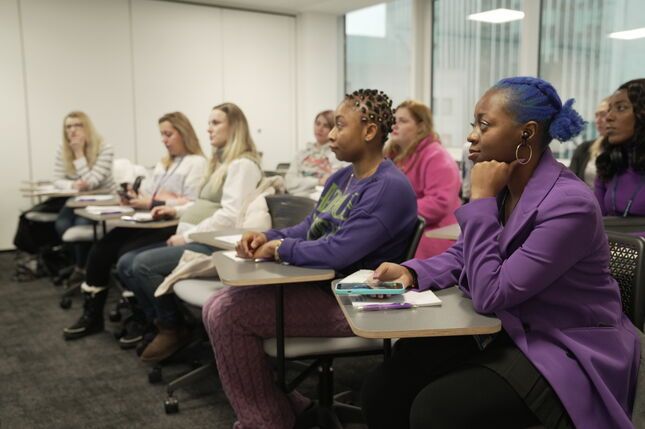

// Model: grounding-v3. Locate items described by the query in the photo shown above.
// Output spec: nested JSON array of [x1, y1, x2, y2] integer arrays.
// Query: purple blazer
[[404, 149, 640, 429]]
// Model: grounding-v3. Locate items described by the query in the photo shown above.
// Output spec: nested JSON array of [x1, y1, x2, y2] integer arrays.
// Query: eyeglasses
[[65, 123, 83, 130]]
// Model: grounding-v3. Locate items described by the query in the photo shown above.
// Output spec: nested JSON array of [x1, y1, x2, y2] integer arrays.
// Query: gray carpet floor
[[0, 252, 377, 428]]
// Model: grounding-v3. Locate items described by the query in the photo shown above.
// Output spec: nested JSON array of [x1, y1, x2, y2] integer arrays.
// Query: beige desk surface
[[213, 251, 335, 286], [189, 229, 253, 250], [334, 284, 501, 339], [109, 218, 178, 229], [74, 208, 178, 229], [22, 187, 112, 198], [425, 223, 461, 240], [65, 195, 119, 208]]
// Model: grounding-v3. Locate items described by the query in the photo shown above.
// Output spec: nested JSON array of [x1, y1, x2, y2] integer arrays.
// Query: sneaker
[[140, 325, 192, 363]]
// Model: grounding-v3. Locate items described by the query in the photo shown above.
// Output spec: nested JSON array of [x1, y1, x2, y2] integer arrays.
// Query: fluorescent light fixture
[[609, 27, 645, 40], [346, 3, 386, 38], [467, 8, 525, 24]]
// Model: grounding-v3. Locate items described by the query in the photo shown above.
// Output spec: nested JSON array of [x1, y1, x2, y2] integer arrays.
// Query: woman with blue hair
[[595, 79, 645, 217], [361, 77, 639, 429]]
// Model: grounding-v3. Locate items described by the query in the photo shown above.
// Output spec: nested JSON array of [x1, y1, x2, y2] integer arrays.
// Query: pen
[[358, 303, 415, 311]]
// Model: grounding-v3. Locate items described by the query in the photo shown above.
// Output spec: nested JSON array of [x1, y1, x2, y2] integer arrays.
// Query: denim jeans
[[126, 242, 216, 326]]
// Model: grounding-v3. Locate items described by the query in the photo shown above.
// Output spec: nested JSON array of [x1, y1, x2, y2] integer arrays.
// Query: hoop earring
[[515, 138, 533, 165]]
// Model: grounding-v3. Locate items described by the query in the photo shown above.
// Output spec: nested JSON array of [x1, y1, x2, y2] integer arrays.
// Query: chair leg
[[166, 361, 216, 398]]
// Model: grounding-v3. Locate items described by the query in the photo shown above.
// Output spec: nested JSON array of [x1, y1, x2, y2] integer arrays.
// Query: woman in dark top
[[595, 79, 645, 217]]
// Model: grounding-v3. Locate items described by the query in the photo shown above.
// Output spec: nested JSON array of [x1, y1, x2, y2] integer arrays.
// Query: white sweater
[[140, 154, 207, 206], [178, 157, 262, 241], [53, 143, 115, 191]]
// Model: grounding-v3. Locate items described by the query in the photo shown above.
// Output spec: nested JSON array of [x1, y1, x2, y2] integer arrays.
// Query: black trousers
[[361, 333, 573, 429], [84, 226, 176, 287]]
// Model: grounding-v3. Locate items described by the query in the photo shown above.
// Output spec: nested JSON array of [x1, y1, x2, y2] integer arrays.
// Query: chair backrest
[[265, 195, 316, 229], [403, 216, 426, 261], [606, 231, 645, 329], [275, 162, 290, 172], [604, 216, 645, 234]]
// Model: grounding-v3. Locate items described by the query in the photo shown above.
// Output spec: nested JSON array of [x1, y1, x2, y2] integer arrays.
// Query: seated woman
[[284, 109, 346, 196], [595, 79, 645, 217], [63, 111, 206, 340], [117, 102, 263, 356], [201, 89, 418, 429], [569, 97, 609, 187], [385, 100, 461, 258], [54, 111, 116, 285], [361, 77, 639, 429]]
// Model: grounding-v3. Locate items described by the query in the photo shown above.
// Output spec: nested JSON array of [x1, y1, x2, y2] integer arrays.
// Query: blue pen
[[358, 302, 414, 311]]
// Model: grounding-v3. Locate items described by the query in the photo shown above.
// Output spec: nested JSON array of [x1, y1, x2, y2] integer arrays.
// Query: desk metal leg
[[101, 220, 107, 236], [383, 339, 392, 361], [276, 284, 286, 391], [92, 223, 98, 241]]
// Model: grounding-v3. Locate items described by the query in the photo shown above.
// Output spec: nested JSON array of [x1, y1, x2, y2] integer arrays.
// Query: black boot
[[63, 288, 108, 340]]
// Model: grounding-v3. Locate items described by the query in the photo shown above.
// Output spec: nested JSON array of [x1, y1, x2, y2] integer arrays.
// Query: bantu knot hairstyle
[[344, 89, 395, 142], [493, 76, 586, 145]]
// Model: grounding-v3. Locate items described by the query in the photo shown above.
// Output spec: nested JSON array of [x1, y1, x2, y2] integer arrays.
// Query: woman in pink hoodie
[[385, 100, 462, 258]]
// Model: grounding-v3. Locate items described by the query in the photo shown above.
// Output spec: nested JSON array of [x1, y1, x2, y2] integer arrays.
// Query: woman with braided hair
[[595, 78, 645, 217], [362, 77, 639, 429], [201, 89, 418, 428]]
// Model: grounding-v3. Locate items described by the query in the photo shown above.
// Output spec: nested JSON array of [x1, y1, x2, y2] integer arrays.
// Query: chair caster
[[113, 328, 126, 340], [148, 365, 163, 384], [59, 297, 72, 309], [164, 396, 179, 414], [109, 309, 122, 322]]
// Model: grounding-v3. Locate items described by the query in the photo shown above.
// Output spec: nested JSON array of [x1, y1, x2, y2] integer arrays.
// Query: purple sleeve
[[277, 209, 396, 270], [594, 177, 608, 215], [402, 239, 464, 292], [455, 196, 599, 314], [265, 212, 313, 242]]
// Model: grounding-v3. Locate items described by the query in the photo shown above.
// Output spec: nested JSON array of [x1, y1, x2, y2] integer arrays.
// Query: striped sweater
[[53, 143, 116, 191]]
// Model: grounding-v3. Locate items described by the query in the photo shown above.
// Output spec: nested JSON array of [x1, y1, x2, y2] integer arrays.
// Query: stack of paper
[[74, 194, 115, 202], [86, 205, 134, 215], [215, 234, 242, 246], [350, 290, 442, 309]]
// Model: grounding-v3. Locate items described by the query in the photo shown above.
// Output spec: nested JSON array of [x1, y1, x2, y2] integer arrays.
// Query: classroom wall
[[295, 12, 343, 147], [2, 0, 338, 250]]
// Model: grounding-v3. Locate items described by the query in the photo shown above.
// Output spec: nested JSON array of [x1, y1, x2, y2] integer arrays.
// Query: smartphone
[[334, 282, 406, 295]]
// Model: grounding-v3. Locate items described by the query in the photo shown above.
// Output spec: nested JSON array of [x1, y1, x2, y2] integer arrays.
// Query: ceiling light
[[467, 8, 525, 24], [609, 27, 645, 40]]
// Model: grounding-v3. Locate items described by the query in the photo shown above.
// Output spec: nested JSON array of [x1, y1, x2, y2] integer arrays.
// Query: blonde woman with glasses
[[54, 111, 115, 282]]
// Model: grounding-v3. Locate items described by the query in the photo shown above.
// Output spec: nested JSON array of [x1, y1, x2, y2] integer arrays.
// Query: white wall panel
[[296, 12, 341, 150], [131, 0, 224, 167], [0, 0, 31, 249], [221, 9, 296, 170], [20, 0, 135, 174]]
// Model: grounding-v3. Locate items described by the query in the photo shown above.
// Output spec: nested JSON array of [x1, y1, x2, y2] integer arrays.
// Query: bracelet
[[274, 239, 284, 262]]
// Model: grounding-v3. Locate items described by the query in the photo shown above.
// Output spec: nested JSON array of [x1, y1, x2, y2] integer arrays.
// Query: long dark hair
[[596, 79, 645, 181]]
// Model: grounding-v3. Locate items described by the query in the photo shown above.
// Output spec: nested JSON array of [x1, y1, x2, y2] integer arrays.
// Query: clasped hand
[[235, 231, 280, 260]]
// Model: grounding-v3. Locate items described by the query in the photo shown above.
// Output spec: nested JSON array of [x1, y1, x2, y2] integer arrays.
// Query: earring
[[515, 134, 532, 165]]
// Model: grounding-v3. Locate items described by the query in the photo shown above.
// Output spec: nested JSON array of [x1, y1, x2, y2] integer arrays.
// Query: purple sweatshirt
[[595, 168, 645, 217], [266, 160, 418, 275]]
